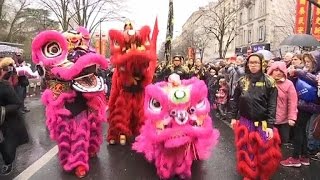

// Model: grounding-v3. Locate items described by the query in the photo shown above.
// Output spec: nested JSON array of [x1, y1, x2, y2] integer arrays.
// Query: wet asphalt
[[1, 97, 319, 180]]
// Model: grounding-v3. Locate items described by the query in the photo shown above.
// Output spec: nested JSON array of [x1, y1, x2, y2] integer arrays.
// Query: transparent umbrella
[[256, 49, 275, 60], [0, 45, 21, 54]]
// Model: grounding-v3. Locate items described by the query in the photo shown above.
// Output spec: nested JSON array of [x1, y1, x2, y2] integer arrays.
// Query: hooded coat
[[230, 53, 278, 128], [267, 61, 298, 124]]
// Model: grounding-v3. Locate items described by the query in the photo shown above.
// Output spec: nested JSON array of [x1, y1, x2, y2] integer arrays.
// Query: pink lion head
[[133, 74, 220, 179], [32, 28, 107, 93]]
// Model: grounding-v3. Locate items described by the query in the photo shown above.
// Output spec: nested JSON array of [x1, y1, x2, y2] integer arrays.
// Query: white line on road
[[13, 145, 58, 180]]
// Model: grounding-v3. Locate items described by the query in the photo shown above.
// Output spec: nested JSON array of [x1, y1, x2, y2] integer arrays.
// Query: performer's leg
[[257, 127, 282, 180], [107, 92, 133, 145], [131, 93, 145, 136], [83, 92, 106, 157], [88, 119, 102, 157], [63, 112, 90, 178], [234, 118, 259, 180], [56, 119, 71, 168]]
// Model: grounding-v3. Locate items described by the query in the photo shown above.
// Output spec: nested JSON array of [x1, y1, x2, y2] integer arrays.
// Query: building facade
[[173, 0, 296, 62], [235, 0, 295, 57]]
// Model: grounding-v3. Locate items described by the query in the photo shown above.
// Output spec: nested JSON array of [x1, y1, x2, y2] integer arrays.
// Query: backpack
[[295, 78, 318, 103]]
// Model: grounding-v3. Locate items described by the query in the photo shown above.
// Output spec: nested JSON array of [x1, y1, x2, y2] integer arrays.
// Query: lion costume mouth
[[72, 65, 104, 92]]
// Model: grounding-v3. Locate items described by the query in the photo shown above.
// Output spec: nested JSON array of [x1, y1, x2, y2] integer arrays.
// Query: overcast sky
[[101, 0, 215, 48]]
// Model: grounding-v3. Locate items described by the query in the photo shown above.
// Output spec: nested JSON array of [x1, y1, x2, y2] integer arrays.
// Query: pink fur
[[133, 77, 220, 179], [32, 29, 108, 176], [77, 26, 90, 37], [32, 30, 68, 65], [51, 53, 107, 81]]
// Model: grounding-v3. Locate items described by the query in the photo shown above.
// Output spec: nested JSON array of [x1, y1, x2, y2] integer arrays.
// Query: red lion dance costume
[[107, 20, 158, 145], [31, 27, 107, 178]]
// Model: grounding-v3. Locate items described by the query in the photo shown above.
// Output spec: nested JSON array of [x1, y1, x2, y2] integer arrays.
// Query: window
[[248, 29, 252, 43], [259, 0, 267, 16], [243, 30, 246, 44], [239, 12, 243, 25], [248, 5, 254, 21], [238, 29, 243, 45], [258, 25, 264, 41]]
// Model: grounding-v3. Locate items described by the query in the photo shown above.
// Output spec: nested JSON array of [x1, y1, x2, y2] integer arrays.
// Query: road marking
[[13, 145, 58, 180]]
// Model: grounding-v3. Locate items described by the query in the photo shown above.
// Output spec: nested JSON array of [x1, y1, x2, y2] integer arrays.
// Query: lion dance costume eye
[[32, 27, 108, 178], [133, 74, 220, 179], [106, 19, 158, 145]]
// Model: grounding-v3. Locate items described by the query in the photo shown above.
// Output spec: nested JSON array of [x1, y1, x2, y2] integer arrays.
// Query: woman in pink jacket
[[267, 61, 298, 144]]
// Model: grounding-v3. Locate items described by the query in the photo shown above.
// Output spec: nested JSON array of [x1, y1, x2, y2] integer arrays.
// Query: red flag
[[151, 17, 159, 52]]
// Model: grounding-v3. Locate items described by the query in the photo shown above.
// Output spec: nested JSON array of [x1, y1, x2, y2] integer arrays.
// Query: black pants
[[16, 85, 27, 108], [0, 141, 16, 165], [275, 123, 290, 144], [293, 111, 312, 158]]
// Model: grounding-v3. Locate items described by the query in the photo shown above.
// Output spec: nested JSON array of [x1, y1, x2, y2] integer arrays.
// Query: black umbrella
[[280, 34, 320, 47]]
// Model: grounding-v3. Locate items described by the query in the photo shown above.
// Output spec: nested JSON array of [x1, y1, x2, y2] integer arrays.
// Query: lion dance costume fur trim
[[107, 19, 158, 145], [234, 117, 282, 180], [32, 27, 107, 178], [133, 74, 220, 179]]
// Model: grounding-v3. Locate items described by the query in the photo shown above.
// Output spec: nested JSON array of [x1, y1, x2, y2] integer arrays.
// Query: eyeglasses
[[248, 61, 260, 65]]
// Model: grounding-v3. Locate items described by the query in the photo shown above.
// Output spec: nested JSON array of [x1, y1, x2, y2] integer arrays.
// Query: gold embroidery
[[47, 80, 71, 98]]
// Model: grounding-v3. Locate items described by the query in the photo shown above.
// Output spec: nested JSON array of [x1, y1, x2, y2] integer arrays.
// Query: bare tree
[[272, 0, 295, 36], [201, 2, 241, 59], [0, 0, 5, 20], [39, 0, 69, 31], [158, 42, 166, 61], [5, 0, 30, 42], [193, 30, 211, 62], [178, 25, 211, 61], [39, 0, 126, 32]]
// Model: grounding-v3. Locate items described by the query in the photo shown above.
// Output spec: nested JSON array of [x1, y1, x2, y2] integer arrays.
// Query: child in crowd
[[215, 78, 229, 120]]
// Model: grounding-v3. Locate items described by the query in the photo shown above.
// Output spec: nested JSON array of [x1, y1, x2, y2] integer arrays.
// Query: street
[[1, 97, 319, 180]]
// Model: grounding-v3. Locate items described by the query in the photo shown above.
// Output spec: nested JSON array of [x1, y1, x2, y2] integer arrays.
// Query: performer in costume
[[230, 53, 282, 180], [133, 73, 220, 179], [107, 20, 158, 145], [31, 27, 108, 178]]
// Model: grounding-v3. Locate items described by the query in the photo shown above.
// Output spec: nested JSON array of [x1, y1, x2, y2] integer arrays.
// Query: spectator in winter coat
[[267, 61, 298, 144], [227, 56, 245, 97], [281, 51, 320, 167]]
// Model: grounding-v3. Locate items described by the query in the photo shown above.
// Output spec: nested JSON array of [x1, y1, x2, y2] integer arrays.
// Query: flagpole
[[306, 0, 312, 34], [164, 0, 174, 65]]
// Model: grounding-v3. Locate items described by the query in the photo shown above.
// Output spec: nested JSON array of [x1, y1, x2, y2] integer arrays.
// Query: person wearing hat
[[0, 57, 18, 87], [0, 58, 29, 176]]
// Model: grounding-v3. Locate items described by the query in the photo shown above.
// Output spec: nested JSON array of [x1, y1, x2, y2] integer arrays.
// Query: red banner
[[295, 0, 309, 34], [312, 0, 320, 40]]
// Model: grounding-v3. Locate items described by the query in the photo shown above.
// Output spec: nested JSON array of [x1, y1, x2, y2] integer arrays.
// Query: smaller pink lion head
[[133, 75, 219, 179], [142, 75, 214, 148]]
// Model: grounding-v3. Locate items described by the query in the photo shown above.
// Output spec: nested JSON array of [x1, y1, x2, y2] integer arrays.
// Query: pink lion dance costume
[[107, 20, 158, 145], [31, 27, 107, 178], [133, 74, 220, 179]]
